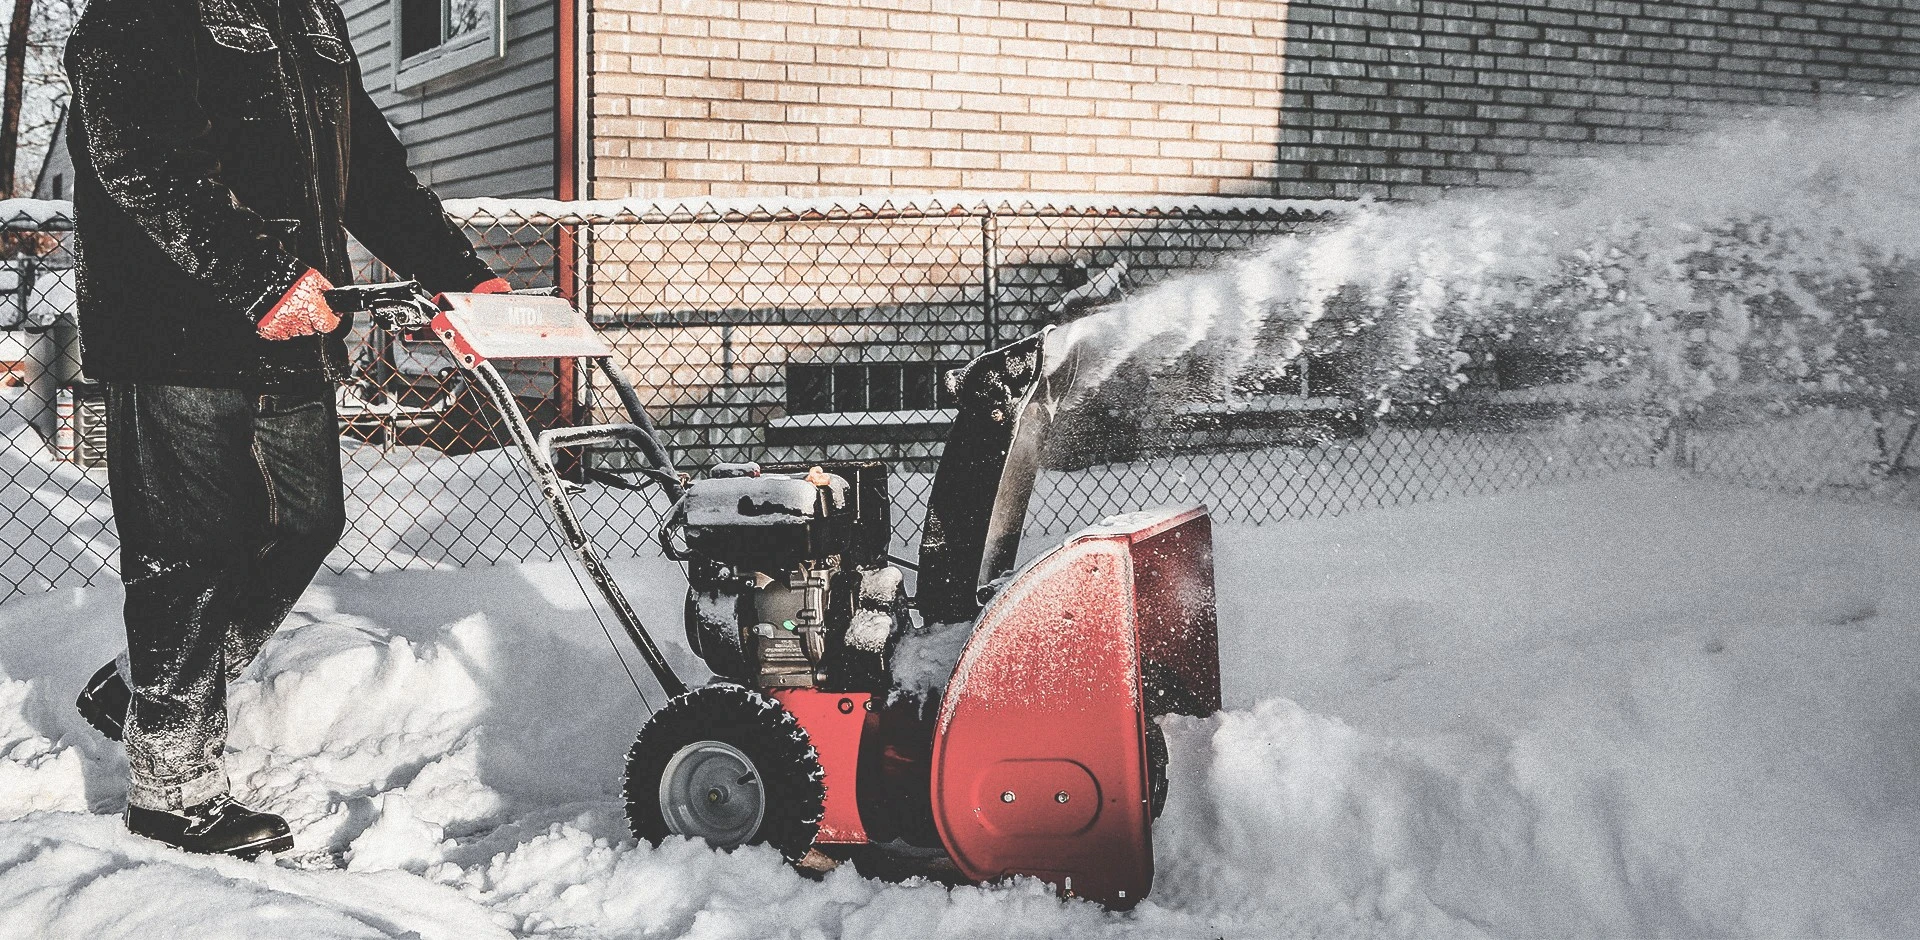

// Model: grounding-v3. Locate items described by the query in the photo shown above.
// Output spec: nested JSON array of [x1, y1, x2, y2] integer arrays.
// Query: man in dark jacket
[[63, 0, 507, 857]]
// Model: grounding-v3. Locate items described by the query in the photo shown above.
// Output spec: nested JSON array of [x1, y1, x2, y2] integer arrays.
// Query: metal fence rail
[[3, 195, 1915, 604]]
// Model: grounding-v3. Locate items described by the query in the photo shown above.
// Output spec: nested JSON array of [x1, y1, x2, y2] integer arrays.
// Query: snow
[[440, 194, 1340, 226], [844, 609, 894, 654], [10, 94, 1920, 938], [0, 388, 117, 597], [845, 567, 904, 654], [1045, 97, 1920, 412], [2, 473, 1918, 937], [683, 474, 824, 527], [891, 620, 976, 697], [681, 471, 854, 529], [0, 198, 74, 228]]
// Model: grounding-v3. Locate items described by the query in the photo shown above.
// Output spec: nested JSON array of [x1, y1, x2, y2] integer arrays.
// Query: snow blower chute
[[329, 283, 1221, 908]]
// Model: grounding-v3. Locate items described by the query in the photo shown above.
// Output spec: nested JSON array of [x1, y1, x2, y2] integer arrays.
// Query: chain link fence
[[3, 195, 1917, 604]]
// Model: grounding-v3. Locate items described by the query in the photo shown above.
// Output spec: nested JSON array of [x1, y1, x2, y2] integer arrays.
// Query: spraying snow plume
[[1047, 97, 1920, 412]]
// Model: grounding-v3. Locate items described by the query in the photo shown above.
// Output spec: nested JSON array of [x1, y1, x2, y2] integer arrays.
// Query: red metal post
[[554, 0, 582, 424]]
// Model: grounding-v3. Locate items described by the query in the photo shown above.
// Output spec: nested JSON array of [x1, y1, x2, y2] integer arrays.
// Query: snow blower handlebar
[[334, 284, 1217, 908], [327, 281, 690, 699], [323, 279, 443, 333], [328, 280, 1066, 697]]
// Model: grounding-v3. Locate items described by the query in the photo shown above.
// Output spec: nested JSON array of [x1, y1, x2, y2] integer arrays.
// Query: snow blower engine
[[667, 460, 910, 694], [329, 282, 1222, 909]]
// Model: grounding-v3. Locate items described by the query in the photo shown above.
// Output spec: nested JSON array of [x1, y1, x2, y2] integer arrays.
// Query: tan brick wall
[[1280, 0, 1920, 200], [589, 0, 1289, 198]]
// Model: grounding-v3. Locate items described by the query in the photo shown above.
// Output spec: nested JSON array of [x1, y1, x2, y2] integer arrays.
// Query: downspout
[[555, 0, 588, 422], [555, 0, 582, 203], [576, 0, 591, 198]]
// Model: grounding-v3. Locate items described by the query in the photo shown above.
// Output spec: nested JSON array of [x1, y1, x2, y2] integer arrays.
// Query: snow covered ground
[[1, 472, 1916, 938]]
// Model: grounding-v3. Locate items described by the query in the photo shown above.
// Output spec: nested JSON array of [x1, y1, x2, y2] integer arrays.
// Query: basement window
[[787, 361, 963, 416], [1234, 352, 1361, 400], [391, 0, 506, 91]]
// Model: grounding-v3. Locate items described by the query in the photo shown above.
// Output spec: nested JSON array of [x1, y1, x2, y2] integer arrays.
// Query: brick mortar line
[[1284, 69, 1910, 92]]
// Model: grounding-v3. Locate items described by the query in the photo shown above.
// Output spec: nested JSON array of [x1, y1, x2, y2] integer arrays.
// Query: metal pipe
[[980, 215, 999, 350], [472, 359, 688, 698], [594, 356, 682, 500], [444, 200, 1339, 229]]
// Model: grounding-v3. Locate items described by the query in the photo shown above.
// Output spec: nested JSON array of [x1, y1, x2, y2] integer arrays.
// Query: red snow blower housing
[[328, 283, 1222, 908]]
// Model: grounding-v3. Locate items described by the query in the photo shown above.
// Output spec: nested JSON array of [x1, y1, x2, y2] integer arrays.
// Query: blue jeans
[[105, 384, 345, 810]]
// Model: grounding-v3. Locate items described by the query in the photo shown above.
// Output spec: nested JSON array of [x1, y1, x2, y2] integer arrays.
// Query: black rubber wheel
[[1146, 720, 1169, 820], [624, 684, 825, 860]]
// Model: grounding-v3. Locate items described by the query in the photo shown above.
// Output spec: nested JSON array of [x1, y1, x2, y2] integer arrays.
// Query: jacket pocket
[[306, 35, 349, 65], [263, 218, 303, 255], [206, 24, 277, 53], [203, 25, 282, 122]]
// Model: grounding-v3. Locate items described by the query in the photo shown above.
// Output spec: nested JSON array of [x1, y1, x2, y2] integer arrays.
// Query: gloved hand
[[260, 274, 508, 341], [256, 269, 340, 341]]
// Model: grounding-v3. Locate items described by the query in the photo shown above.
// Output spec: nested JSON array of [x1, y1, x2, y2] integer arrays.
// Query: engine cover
[[681, 471, 851, 573], [677, 461, 910, 692]]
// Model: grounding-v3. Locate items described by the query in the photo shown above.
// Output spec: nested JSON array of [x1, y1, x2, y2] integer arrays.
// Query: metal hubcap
[[659, 740, 765, 848]]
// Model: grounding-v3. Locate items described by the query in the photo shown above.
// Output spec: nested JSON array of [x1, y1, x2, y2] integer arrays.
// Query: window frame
[[785, 360, 963, 417], [390, 0, 508, 92]]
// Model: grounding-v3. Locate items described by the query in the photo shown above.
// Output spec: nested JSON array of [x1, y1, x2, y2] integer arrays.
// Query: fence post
[[980, 213, 999, 350], [1653, 406, 1695, 472]]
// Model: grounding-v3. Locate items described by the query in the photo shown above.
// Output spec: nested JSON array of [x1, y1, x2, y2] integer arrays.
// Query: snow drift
[[2, 475, 1918, 938]]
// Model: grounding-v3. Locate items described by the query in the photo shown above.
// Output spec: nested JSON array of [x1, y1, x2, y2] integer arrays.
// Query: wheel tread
[[625, 685, 827, 860]]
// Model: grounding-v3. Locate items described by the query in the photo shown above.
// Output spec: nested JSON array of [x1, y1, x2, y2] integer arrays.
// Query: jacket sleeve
[[64, 0, 310, 324], [342, 66, 498, 295]]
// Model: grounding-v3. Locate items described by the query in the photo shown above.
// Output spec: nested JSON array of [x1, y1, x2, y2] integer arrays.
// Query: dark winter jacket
[[63, 0, 498, 388]]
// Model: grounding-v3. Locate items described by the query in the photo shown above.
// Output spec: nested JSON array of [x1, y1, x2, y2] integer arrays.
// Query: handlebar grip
[[324, 281, 440, 333]]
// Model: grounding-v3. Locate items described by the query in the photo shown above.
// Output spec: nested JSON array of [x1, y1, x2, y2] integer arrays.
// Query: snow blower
[[327, 282, 1222, 909]]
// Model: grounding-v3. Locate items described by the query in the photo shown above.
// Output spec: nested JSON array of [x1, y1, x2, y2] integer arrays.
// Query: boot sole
[[75, 667, 126, 740], [128, 828, 296, 860], [75, 686, 125, 742], [224, 832, 295, 859]]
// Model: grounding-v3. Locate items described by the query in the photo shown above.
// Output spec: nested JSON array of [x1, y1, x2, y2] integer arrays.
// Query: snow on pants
[[104, 383, 345, 811]]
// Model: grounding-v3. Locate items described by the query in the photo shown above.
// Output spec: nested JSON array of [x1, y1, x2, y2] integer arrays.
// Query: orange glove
[[256, 269, 340, 341]]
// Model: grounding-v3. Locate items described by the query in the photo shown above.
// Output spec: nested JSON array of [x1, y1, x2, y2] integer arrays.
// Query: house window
[[391, 0, 506, 91], [1238, 352, 1359, 399], [50, 174, 62, 199], [787, 361, 962, 416], [1301, 352, 1359, 398]]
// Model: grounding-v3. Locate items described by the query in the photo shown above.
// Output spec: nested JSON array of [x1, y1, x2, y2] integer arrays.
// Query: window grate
[[787, 361, 963, 416]]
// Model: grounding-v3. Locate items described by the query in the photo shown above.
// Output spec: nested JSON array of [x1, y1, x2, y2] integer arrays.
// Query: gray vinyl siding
[[341, 0, 557, 199], [33, 110, 73, 201]]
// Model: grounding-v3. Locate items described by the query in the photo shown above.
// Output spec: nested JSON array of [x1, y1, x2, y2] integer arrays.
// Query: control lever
[[324, 281, 440, 334], [327, 282, 565, 334]]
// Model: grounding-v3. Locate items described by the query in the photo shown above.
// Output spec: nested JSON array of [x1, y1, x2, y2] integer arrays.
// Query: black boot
[[125, 795, 294, 859], [76, 661, 130, 742]]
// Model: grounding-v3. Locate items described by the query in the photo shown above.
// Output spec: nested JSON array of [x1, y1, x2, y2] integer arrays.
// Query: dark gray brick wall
[[1278, 0, 1920, 198]]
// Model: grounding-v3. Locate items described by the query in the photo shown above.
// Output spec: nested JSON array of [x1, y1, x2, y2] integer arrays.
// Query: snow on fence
[[2, 196, 1916, 602]]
